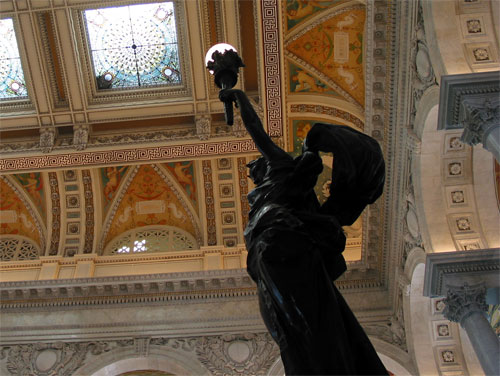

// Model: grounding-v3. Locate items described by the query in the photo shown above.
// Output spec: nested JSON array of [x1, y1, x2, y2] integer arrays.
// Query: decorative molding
[[82, 170, 94, 254], [196, 333, 279, 375], [0, 333, 279, 376], [48, 172, 60, 256], [423, 248, 500, 297], [195, 115, 211, 141], [237, 157, 250, 231], [202, 160, 216, 245], [0, 268, 256, 311], [437, 71, 500, 131], [409, 2, 438, 126], [290, 104, 364, 130]]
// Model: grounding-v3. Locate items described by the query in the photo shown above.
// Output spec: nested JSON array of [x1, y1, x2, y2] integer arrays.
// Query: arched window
[[104, 225, 197, 255], [0, 236, 40, 261]]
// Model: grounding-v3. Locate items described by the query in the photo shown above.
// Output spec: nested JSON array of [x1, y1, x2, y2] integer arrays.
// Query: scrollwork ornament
[[40, 127, 56, 154], [195, 333, 279, 376], [5, 342, 89, 376], [196, 114, 211, 141], [410, 2, 437, 127], [443, 283, 488, 325]]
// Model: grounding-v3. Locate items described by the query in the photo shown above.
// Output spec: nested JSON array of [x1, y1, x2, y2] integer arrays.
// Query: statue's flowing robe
[[244, 124, 387, 375]]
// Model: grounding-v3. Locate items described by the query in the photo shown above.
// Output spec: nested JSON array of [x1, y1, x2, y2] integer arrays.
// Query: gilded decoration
[[286, 7, 366, 107], [0, 179, 41, 247], [12, 172, 46, 220], [164, 161, 197, 210], [285, 0, 344, 31], [288, 61, 342, 96], [104, 164, 196, 247], [100, 166, 129, 214]]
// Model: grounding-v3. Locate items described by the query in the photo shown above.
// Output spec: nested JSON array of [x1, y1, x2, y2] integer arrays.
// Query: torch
[[205, 43, 245, 126]]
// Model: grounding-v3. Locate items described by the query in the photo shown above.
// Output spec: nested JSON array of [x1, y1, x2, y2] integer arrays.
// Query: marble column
[[461, 98, 500, 163], [443, 283, 500, 376]]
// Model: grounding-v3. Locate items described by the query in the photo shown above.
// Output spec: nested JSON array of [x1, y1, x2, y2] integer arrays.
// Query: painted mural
[[285, 0, 343, 31], [0, 178, 41, 247], [289, 62, 342, 96], [104, 164, 196, 247], [164, 161, 197, 210], [101, 166, 128, 212], [287, 7, 366, 106], [12, 172, 45, 219]]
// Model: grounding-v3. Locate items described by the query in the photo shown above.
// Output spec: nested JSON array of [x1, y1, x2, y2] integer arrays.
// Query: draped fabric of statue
[[220, 89, 388, 375]]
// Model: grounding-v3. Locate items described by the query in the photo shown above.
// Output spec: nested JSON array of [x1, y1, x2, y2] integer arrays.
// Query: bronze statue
[[220, 88, 388, 375]]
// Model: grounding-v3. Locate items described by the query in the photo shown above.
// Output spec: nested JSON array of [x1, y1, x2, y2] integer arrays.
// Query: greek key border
[[261, 0, 283, 137], [0, 140, 257, 173]]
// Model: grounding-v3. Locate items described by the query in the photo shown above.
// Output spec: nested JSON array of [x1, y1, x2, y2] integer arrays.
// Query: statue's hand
[[219, 89, 244, 107]]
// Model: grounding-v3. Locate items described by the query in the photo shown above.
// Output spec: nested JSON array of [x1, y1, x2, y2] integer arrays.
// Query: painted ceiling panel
[[164, 161, 197, 211], [288, 62, 343, 96], [286, 6, 366, 107], [101, 166, 129, 214], [285, 0, 346, 32], [103, 164, 197, 248], [12, 172, 46, 221], [0, 178, 42, 247]]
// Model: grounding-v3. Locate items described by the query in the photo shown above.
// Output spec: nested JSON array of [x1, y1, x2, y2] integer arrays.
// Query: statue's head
[[247, 157, 267, 185]]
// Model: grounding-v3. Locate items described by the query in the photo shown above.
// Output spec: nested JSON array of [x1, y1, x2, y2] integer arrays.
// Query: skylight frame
[[73, 0, 190, 104], [0, 16, 32, 112]]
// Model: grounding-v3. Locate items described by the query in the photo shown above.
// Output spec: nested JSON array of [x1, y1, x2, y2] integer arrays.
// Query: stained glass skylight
[[84, 2, 181, 90], [0, 18, 28, 99]]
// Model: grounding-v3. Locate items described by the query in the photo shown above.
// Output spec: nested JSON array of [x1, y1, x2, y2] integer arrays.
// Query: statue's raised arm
[[219, 89, 290, 162]]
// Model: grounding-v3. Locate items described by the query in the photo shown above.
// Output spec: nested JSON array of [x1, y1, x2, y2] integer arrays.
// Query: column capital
[[443, 282, 488, 325], [461, 97, 500, 146]]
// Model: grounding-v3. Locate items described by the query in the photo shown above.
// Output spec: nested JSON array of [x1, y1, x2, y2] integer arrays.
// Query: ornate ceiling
[[0, 0, 402, 318]]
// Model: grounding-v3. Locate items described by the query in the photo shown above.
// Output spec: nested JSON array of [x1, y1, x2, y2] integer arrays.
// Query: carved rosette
[[443, 283, 488, 325]]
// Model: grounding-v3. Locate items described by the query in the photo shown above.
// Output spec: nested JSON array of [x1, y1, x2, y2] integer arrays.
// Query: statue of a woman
[[220, 89, 387, 375]]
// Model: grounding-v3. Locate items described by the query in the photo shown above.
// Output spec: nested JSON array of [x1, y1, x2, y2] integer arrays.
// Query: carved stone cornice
[[422, 248, 500, 298], [0, 269, 256, 311], [443, 282, 488, 324], [437, 71, 500, 131]]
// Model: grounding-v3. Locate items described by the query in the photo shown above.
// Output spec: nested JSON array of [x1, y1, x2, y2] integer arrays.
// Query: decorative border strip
[[0, 140, 257, 173], [82, 170, 94, 254], [202, 160, 216, 245], [261, 0, 283, 137], [237, 157, 250, 231], [48, 172, 60, 256], [290, 104, 364, 130]]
